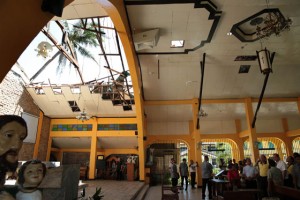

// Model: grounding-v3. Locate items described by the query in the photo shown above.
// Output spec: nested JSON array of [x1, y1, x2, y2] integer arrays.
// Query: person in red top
[[227, 164, 241, 190]]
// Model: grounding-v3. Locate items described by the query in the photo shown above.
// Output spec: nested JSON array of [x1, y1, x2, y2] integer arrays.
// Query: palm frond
[[76, 44, 98, 64]]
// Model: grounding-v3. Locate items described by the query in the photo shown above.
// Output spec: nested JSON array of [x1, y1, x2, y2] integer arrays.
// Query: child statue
[[16, 160, 46, 200]]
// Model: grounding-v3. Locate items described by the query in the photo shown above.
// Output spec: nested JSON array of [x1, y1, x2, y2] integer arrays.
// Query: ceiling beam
[[96, 131, 136, 137], [145, 97, 299, 106], [286, 129, 300, 137], [144, 99, 195, 105], [239, 130, 249, 138]]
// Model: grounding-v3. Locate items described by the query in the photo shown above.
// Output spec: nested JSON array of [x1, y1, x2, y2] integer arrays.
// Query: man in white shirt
[[273, 153, 287, 180], [242, 158, 258, 189], [189, 160, 198, 189]]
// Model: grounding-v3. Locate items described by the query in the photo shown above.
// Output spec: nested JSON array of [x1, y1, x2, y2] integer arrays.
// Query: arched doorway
[[146, 141, 189, 185], [201, 139, 238, 174], [292, 137, 300, 153], [244, 137, 287, 160]]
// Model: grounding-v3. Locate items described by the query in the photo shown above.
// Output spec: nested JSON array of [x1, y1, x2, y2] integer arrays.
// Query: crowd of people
[[218, 153, 300, 198], [169, 158, 200, 193], [169, 153, 300, 199]]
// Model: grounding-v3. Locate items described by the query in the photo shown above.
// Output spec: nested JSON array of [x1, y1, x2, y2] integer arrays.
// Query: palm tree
[[56, 20, 99, 75], [30, 20, 99, 83]]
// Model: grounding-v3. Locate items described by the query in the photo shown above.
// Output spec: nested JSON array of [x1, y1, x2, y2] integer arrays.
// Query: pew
[[272, 184, 300, 200], [219, 189, 260, 200]]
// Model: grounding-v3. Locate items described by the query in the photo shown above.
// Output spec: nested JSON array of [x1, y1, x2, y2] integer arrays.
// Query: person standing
[[273, 153, 287, 181], [116, 159, 123, 180], [242, 158, 258, 189], [189, 160, 198, 189], [202, 155, 213, 200], [179, 158, 189, 190], [256, 154, 269, 198], [169, 158, 179, 193], [267, 159, 283, 197], [219, 158, 226, 171], [292, 154, 300, 189], [285, 155, 294, 187]]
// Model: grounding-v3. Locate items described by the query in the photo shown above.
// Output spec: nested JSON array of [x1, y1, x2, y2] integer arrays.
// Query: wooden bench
[[161, 185, 179, 200], [220, 189, 260, 200], [272, 184, 300, 200]]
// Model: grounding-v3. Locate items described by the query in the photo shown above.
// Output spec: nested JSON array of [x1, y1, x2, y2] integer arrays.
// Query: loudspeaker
[[41, 0, 65, 17], [143, 136, 147, 141]]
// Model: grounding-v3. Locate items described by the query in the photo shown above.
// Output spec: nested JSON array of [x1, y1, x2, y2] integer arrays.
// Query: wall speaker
[[41, 0, 65, 17], [143, 136, 147, 141], [135, 131, 138, 135]]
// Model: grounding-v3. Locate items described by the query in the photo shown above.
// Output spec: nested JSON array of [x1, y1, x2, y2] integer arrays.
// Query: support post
[[89, 119, 98, 179], [245, 98, 259, 163], [89, 134, 97, 180], [192, 99, 202, 187]]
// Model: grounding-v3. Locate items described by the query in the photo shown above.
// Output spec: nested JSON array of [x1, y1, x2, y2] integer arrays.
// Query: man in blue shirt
[[202, 155, 213, 200]]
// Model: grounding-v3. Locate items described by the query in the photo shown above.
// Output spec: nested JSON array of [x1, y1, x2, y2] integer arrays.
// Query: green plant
[[90, 187, 104, 200], [77, 187, 104, 200]]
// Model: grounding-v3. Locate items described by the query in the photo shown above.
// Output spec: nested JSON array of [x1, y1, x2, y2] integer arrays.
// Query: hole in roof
[[68, 101, 81, 112]]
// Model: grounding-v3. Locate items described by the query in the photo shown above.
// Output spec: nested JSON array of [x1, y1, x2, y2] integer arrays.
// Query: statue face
[[0, 121, 27, 163], [23, 163, 44, 188]]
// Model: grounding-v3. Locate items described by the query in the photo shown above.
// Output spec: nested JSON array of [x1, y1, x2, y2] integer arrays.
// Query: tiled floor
[[144, 185, 210, 200], [80, 180, 144, 200], [80, 180, 209, 200]]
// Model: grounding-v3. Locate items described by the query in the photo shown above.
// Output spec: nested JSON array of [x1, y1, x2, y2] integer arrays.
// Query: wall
[[0, 70, 50, 161], [62, 152, 90, 166], [38, 116, 51, 161]]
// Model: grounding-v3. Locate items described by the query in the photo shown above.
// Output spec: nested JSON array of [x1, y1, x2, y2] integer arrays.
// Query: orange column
[[192, 99, 202, 187], [235, 119, 244, 160], [282, 118, 293, 157], [244, 98, 259, 163], [89, 120, 98, 179]]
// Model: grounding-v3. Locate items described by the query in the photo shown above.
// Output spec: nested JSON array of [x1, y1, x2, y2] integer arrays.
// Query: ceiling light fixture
[[255, 0, 292, 39], [76, 109, 90, 122], [198, 109, 208, 117], [36, 41, 53, 58]]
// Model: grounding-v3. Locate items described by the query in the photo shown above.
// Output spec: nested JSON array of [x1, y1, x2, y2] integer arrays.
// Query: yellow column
[[33, 111, 44, 159], [285, 138, 294, 157], [236, 139, 245, 160], [189, 120, 196, 161], [192, 99, 202, 187], [138, 132, 145, 181], [235, 119, 244, 161], [89, 120, 98, 179], [282, 118, 293, 157], [244, 98, 259, 163]]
